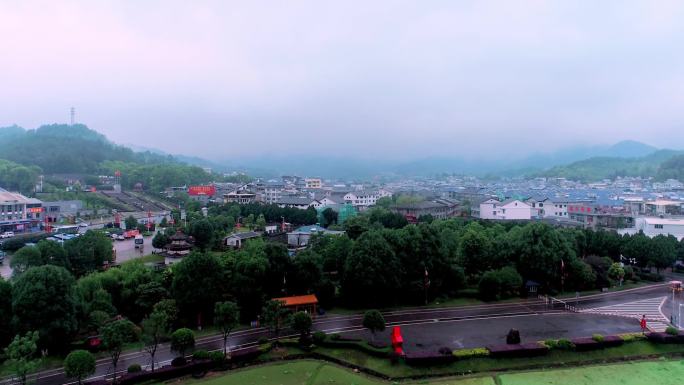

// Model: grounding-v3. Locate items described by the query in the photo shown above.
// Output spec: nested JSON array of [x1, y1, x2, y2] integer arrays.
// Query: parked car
[[116, 234, 125, 241], [78, 222, 89, 228], [0, 231, 14, 239]]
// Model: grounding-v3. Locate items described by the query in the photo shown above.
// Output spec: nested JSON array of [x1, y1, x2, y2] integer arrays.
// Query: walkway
[[581, 296, 670, 332]]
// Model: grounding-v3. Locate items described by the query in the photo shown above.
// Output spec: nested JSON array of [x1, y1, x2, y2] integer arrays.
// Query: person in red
[[640, 315, 647, 334]]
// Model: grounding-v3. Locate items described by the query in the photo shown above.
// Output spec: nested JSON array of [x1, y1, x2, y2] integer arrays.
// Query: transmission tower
[[70, 107, 76, 125]]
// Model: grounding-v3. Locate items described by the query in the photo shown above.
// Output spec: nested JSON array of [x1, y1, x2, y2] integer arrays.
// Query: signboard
[[188, 185, 216, 196], [28, 207, 42, 213]]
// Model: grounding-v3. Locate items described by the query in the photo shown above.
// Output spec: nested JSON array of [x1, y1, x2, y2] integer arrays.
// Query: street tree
[[64, 350, 96, 385], [0, 278, 13, 347], [214, 301, 239, 355], [261, 300, 290, 344], [362, 310, 386, 344], [101, 319, 138, 376], [171, 252, 224, 326], [124, 215, 138, 230], [3, 331, 40, 385], [608, 262, 626, 283], [152, 231, 169, 250], [291, 311, 313, 343], [170, 328, 195, 358], [189, 219, 214, 251], [255, 214, 267, 231], [141, 309, 170, 372]]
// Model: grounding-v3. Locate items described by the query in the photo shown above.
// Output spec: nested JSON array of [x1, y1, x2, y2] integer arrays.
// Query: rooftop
[[0, 188, 41, 204]]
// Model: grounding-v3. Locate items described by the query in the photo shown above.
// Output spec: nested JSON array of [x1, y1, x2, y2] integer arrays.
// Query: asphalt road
[[3, 283, 674, 385]]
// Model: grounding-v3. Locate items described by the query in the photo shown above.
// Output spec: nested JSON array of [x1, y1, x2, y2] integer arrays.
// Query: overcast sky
[[2, 1, 684, 161]]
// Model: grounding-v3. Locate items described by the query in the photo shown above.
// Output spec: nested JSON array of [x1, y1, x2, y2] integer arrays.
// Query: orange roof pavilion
[[272, 294, 319, 317]]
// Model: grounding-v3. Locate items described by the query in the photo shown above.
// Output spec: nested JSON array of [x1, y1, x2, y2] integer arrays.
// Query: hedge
[[486, 342, 549, 358], [453, 347, 490, 359], [571, 337, 602, 351], [646, 332, 684, 344], [314, 336, 390, 358], [404, 350, 456, 366]]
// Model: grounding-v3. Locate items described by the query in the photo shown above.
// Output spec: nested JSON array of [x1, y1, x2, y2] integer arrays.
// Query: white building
[[633, 217, 684, 241], [344, 189, 392, 209], [0, 188, 43, 233], [276, 196, 320, 210], [479, 199, 532, 220]]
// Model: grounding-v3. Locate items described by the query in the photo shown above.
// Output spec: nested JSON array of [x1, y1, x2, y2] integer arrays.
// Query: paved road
[[111, 232, 158, 263], [4, 283, 674, 385]]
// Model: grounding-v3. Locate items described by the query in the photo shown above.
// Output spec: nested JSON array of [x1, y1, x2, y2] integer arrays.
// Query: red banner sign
[[188, 185, 216, 196]]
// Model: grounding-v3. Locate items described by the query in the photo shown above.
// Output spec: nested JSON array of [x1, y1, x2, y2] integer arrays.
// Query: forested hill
[[531, 149, 684, 181], [0, 124, 235, 194], [0, 124, 173, 174]]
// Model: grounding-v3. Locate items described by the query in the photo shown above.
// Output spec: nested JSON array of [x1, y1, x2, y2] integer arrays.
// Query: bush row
[[486, 342, 549, 358]]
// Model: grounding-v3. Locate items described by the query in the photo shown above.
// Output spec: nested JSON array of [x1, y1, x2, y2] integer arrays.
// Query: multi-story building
[[478, 199, 532, 220], [0, 188, 43, 233], [632, 217, 684, 241], [391, 199, 460, 221], [567, 203, 633, 229], [276, 196, 320, 210], [305, 178, 323, 189], [344, 189, 393, 210]]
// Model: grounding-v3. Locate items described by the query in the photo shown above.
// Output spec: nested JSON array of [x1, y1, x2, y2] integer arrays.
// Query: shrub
[[405, 350, 456, 366], [543, 339, 557, 349], [506, 329, 521, 344], [127, 364, 142, 373], [192, 350, 211, 360], [487, 342, 549, 358], [453, 348, 490, 359], [592, 334, 604, 342], [572, 337, 602, 351], [438, 346, 452, 355], [666, 326, 679, 336], [620, 333, 646, 343], [210, 351, 226, 363], [602, 335, 624, 347], [330, 333, 342, 341], [257, 337, 269, 345], [313, 331, 326, 344], [171, 357, 187, 367], [556, 339, 574, 350]]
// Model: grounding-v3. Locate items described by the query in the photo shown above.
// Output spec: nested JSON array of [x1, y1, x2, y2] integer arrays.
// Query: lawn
[[310, 340, 684, 378], [184, 360, 495, 385], [498, 359, 684, 385]]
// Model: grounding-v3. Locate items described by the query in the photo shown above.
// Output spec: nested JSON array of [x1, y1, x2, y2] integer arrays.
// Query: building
[[163, 230, 193, 265], [478, 199, 532, 220], [568, 203, 633, 229], [224, 231, 261, 249], [305, 178, 322, 189], [223, 190, 258, 204], [276, 196, 320, 210], [188, 185, 217, 203], [287, 224, 344, 247], [391, 199, 460, 221], [272, 294, 318, 317], [632, 217, 684, 240], [0, 188, 43, 233], [261, 181, 285, 204], [42, 200, 85, 223], [343, 190, 392, 210], [644, 200, 684, 216]]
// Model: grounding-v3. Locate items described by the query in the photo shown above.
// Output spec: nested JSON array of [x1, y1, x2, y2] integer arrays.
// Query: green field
[[187, 360, 494, 385], [499, 359, 684, 385]]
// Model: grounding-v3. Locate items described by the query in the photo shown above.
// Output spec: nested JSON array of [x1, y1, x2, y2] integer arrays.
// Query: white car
[[78, 223, 89, 228], [0, 231, 14, 239]]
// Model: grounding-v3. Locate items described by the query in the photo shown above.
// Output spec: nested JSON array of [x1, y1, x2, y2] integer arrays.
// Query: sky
[[2, 1, 684, 162]]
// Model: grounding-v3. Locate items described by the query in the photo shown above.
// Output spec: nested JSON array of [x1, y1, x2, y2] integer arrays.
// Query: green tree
[[343, 215, 370, 240], [650, 234, 678, 274], [171, 252, 224, 326], [3, 331, 40, 385], [64, 350, 96, 385], [0, 278, 12, 347], [10, 246, 44, 276], [37, 240, 69, 269], [291, 311, 313, 343], [170, 328, 195, 358], [255, 214, 267, 231], [497, 266, 523, 298], [214, 301, 239, 355], [478, 271, 501, 301], [141, 309, 170, 372], [289, 250, 323, 294], [362, 310, 386, 344], [608, 262, 626, 283], [458, 227, 492, 276], [261, 300, 290, 344], [101, 319, 137, 375], [321, 208, 338, 228], [124, 215, 138, 230], [64, 231, 114, 276], [189, 219, 214, 251], [12, 265, 78, 350], [342, 230, 401, 306], [621, 233, 652, 269], [152, 231, 169, 250]]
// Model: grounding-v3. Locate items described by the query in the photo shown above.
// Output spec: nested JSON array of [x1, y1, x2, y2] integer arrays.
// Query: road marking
[[581, 296, 670, 332]]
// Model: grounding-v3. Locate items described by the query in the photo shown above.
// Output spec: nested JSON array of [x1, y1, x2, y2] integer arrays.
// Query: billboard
[[188, 185, 216, 196]]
